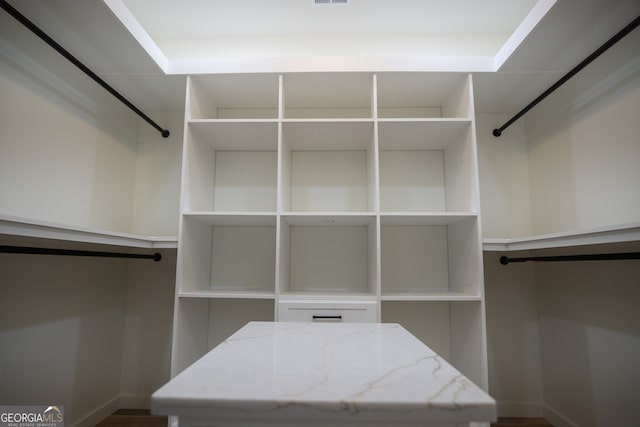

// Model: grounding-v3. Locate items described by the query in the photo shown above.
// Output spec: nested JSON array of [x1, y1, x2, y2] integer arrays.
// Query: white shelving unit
[[171, 72, 488, 389]]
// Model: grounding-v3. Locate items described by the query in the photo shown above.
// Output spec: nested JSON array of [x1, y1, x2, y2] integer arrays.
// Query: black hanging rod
[[0, 0, 170, 138], [500, 252, 640, 265], [0, 245, 162, 262], [493, 14, 640, 137]]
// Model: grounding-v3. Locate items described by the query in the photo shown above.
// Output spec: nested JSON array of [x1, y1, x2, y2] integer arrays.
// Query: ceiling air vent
[[314, 0, 350, 6]]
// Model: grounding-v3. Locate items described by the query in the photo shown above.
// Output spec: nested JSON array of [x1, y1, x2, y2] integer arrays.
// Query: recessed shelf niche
[[179, 214, 276, 297], [376, 73, 472, 119], [380, 214, 481, 298], [280, 121, 377, 213], [282, 73, 374, 119], [378, 120, 475, 212], [184, 121, 278, 212], [278, 215, 378, 296], [188, 74, 280, 120]]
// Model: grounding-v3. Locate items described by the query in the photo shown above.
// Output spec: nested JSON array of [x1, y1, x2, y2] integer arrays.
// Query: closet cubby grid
[[173, 72, 487, 389]]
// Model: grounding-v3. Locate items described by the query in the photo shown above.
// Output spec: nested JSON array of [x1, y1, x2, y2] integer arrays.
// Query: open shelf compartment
[[381, 300, 486, 388], [280, 121, 377, 212], [376, 73, 472, 119], [282, 72, 374, 119], [278, 214, 378, 297], [378, 120, 476, 212], [184, 121, 278, 212], [172, 297, 275, 374], [178, 214, 277, 296], [187, 74, 280, 120], [380, 214, 481, 298]]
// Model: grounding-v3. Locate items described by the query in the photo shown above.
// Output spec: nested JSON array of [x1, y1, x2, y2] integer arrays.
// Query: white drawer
[[277, 300, 378, 323]]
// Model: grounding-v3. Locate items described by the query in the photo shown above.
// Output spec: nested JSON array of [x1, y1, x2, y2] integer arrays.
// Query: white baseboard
[[496, 401, 578, 426], [118, 394, 151, 410], [496, 401, 544, 418], [69, 394, 152, 427], [70, 396, 120, 427], [543, 404, 578, 427]]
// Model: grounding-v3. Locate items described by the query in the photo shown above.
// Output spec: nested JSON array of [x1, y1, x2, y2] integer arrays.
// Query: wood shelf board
[[183, 212, 277, 226], [178, 290, 276, 300], [279, 291, 378, 299], [183, 213, 477, 227], [282, 118, 374, 123], [380, 212, 477, 226], [0, 214, 177, 249], [380, 293, 482, 302], [189, 118, 279, 124], [277, 297, 378, 304], [483, 222, 640, 252], [281, 213, 375, 226]]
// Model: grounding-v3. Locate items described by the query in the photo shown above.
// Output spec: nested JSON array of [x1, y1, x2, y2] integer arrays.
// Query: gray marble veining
[[152, 321, 495, 426]]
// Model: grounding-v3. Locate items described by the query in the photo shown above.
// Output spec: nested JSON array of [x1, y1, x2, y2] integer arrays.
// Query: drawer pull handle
[[312, 315, 342, 320]]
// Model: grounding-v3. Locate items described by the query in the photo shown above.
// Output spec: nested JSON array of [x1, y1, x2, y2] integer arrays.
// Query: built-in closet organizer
[[172, 72, 488, 389]]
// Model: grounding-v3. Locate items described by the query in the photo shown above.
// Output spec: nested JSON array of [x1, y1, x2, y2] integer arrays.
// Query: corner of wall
[[476, 112, 532, 238], [130, 110, 184, 237]]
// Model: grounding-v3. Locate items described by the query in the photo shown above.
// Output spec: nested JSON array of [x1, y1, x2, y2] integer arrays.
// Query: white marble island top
[[152, 322, 496, 426]]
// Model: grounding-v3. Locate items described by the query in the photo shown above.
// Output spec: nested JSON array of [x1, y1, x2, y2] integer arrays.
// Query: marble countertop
[[152, 321, 496, 426]]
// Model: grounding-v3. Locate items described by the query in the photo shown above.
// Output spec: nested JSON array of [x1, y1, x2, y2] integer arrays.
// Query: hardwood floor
[[95, 409, 167, 427], [492, 418, 554, 427], [96, 409, 554, 426]]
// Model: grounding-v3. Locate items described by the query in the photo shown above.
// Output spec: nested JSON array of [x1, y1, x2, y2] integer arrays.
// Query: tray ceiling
[[105, 0, 555, 73]]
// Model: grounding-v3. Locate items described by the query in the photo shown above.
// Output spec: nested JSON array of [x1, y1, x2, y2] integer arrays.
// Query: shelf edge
[[380, 294, 482, 302], [0, 214, 178, 249], [178, 291, 276, 300], [482, 222, 640, 252]]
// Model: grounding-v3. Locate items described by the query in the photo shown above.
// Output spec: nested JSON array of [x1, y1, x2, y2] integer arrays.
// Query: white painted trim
[[571, 55, 640, 112], [496, 401, 544, 418], [483, 222, 640, 251], [101, 0, 169, 72], [543, 404, 578, 427], [68, 395, 153, 427], [118, 394, 152, 409], [101, 1, 547, 74], [166, 55, 497, 75], [0, 214, 177, 248], [494, 0, 558, 70], [70, 396, 120, 427]]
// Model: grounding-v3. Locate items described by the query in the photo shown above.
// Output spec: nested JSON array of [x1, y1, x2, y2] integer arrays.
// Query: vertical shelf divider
[[372, 74, 382, 316], [275, 74, 284, 315]]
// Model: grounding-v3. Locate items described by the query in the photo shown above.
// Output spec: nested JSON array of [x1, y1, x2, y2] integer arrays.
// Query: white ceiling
[[1, 0, 639, 118], [109, 0, 544, 74], [107, 0, 552, 73], [124, 0, 535, 39]]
